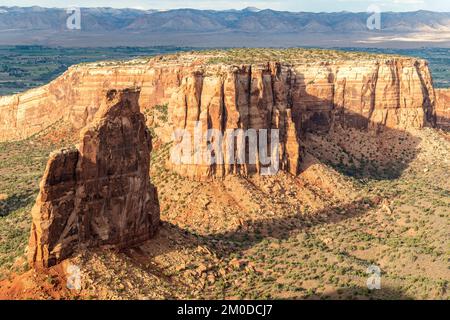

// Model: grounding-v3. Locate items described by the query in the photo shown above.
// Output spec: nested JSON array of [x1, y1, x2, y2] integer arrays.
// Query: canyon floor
[[0, 117, 448, 300]]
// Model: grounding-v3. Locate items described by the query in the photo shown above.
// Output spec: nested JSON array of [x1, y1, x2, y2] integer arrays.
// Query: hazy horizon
[[1, 5, 449, 14], [1, 0, 450, 13]]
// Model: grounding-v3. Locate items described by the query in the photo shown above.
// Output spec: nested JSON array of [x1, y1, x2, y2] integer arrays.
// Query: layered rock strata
[[28, 88, 160, 269], [166, 59, 436, 179], [0, 53, 437, 141], [436, 89, 450, 130], [168, 64, 301, 180], [0, 52, 439, 180]]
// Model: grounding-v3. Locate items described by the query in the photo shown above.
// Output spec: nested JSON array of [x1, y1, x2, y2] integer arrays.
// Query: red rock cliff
[[28, 88, 160, 269], [436, 89, 450, 130], [166, 58, 437, 179], [0, 52, 437, 142]]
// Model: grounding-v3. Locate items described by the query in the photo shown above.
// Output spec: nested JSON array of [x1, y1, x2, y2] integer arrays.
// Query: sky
[[0, 0, 449, 12]]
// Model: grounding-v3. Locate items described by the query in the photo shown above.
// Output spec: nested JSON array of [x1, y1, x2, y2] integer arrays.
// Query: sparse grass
[[0, 121, 76, 279], [0, 118, 448, 299], [204, 48, 403, 65]]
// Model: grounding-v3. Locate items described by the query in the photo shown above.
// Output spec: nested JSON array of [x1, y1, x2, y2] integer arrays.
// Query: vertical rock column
[[435, 89, 450, 130], [167, 65, 302, 180], [28, 88, 160, 269]]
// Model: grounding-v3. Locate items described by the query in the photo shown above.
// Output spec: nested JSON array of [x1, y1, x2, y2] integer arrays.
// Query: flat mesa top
[[197, 48, 406, 65], [79, 48, 413, 69]]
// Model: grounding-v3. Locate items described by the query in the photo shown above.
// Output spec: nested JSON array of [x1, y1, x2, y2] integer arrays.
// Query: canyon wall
[[0, 54, 437, 142], [28, 89, 160, 268], [0, 59, 187, 141], [436, 89, 450, 130], [167, 59, 437, 179], [0, 53, 440, 180]]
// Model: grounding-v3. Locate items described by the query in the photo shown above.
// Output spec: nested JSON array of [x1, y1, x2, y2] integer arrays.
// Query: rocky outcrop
[[0, 52, 437, 142], [0, 51, 440, 180], [168, 64, 301, 180], [167, 59, 437, 179], [436, 89, 450, 130], [28, 88, 159, 269]]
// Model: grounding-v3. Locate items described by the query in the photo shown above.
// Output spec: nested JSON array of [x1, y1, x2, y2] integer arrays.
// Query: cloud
[[393, 0, 425, 4]]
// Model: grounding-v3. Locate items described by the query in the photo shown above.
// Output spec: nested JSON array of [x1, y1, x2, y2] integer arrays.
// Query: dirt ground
[[0, 123, 449, 300]]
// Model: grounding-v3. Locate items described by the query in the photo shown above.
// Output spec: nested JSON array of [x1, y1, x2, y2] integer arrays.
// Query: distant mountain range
[[0, 6, 449, 48]]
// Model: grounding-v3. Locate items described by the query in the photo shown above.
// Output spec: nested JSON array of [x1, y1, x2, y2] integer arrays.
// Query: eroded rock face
[[166, 60, 437, 180], [28, 89, 159, 269], [0, 54, 437, 143], [0, 52, 440, 181], [436, 89, 450, 130], [168, 64, 301, 180]]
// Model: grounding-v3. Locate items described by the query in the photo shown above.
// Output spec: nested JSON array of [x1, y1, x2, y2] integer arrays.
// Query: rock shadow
[[318, 285, 414, 300], [290, 73, 425, 180], [200, 197, 376, 257], [0, 191, 35, 217], [138, 197, 376, 261]]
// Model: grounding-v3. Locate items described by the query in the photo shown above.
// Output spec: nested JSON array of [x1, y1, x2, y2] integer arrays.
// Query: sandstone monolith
[[28, 88, 160, 269]]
